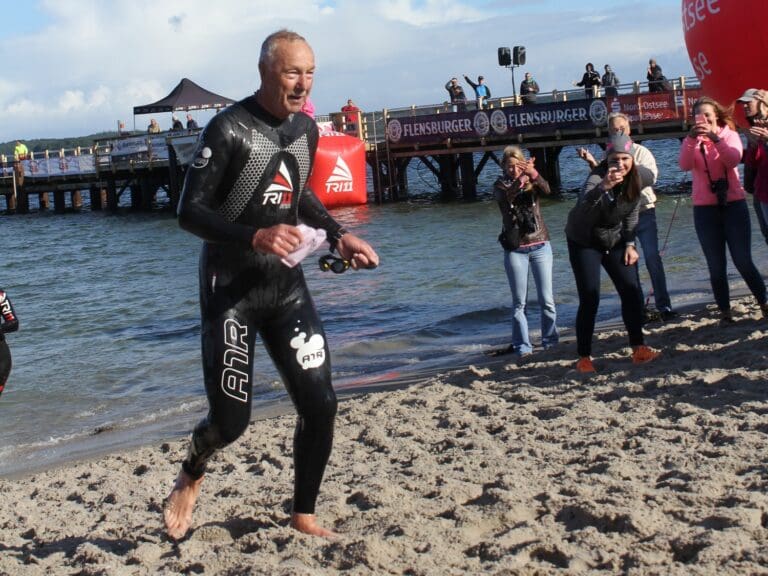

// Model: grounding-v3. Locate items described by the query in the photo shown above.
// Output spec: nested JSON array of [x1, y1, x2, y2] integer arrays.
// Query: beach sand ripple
[[1, 297, 767, 574]]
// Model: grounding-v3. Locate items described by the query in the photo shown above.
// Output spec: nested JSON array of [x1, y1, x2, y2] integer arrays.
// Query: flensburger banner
[[386, 99, 608, 146], [386, 89, 703, 147]]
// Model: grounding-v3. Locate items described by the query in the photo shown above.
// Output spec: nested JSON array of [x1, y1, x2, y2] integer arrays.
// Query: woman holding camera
[[565, 133, 659, 373], [494, 145, 558, 358], [678, 96, 767, 322]]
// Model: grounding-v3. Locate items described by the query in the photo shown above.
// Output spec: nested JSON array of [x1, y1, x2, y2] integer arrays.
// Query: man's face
[[608, 117, 631, 136], [525, 73, 531, 81], [258, 39, 315, 119]]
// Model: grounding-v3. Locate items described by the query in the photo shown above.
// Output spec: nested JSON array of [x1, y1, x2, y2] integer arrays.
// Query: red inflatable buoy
[[308, 132, 367, 208], [683, 0, 768, 120]]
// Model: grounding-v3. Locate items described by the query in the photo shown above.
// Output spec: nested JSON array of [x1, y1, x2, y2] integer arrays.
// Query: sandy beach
[[1, 295, 767, 575]]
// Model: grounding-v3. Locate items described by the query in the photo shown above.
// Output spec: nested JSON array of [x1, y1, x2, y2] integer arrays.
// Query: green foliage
[[0, 132, 119, 157]]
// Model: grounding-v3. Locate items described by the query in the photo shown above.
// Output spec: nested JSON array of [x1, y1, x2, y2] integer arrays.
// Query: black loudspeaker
[[513, 46, 526, 66], [498, 47, 511, 67]]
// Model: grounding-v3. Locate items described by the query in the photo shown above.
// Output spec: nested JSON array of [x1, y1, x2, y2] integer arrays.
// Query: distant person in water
[[164, 28, 379, 542], [0, 288, 19, 397]]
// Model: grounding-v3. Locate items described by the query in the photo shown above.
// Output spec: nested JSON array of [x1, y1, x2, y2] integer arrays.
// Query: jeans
[[503, 242, 558, 355], [567, 240, 645, 357], [693, 200, 767, 311], [636, 208, 672, 311]]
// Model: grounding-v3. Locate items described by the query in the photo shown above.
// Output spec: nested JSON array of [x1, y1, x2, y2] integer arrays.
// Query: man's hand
[[336, 233, 379, 270], [577, 147, 598, 168], [251, 224, 304, 258]]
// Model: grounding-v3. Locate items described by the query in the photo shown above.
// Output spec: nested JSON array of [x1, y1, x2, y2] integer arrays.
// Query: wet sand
[[1, 295, 767, 575]]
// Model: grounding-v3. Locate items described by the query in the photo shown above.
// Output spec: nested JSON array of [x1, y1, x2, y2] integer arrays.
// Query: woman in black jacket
[[575, 62, 601, 99], [565, 133, 660, 373]]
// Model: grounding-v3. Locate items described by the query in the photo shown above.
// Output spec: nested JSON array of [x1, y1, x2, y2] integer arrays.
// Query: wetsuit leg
[[183, 266, 258, 479], [260, 287, 337, 515], [0, 340, 11, 396]]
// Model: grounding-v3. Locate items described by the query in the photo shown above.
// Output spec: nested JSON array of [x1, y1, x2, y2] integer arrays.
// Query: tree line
[[0, 132, 119, 158]]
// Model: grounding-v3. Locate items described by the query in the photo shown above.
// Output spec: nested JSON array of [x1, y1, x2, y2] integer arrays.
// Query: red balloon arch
[[683, 0, 768, 123]]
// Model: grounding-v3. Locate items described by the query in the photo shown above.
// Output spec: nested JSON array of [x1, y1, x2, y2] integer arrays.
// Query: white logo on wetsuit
[[325, 156, 354, 193], [221, 318, 249, 402], [290, 331, 326, 369], [192, 147, 212, 169], [262, 160, 293, 207]]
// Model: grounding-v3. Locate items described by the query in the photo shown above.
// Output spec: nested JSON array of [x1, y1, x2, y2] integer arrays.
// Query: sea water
[[1, 139, 766, 475]]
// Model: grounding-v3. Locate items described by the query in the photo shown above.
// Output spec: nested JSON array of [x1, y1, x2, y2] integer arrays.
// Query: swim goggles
[[318, 254, 351, 274]]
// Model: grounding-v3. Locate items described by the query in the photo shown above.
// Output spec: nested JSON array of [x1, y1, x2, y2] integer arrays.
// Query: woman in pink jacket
[[679, 96, 767, 323]]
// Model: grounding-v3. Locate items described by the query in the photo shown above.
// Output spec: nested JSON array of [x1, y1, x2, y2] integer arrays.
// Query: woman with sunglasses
[[494, 145, 558, 358], [565, 133, 660, 373]]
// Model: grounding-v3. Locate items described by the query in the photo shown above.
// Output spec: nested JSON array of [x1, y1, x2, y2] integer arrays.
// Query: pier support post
[[459, 153, 476, 200], [72, 190, 82, 210], [39, 192, 50, 210], [106, 179, 118, 211], [437, 154, 459, 200], [16, 189, 29, 214], [53, 190, 66, 213], [90, 187, 103, 210], [536, 146, 563, 191]]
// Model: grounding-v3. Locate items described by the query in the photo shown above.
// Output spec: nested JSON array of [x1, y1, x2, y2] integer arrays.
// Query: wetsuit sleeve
[[298, 188, 346, 242], [0, 291, 19, 334], [177, 115, 257, 246]]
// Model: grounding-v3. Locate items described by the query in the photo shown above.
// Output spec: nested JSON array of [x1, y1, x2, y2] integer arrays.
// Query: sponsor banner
[[387, 100, 610, 145], [109, 135, 169, 160], [24, 155, 97, 178], [387, 89, 704, 146]]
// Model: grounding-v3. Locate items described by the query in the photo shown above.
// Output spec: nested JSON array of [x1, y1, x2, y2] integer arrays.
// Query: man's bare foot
[[290, 512, 339, 539], [163, 470, 203, 540]]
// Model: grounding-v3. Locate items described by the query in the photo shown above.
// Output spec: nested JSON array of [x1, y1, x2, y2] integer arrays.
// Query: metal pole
[[511, 66, 517, 100]]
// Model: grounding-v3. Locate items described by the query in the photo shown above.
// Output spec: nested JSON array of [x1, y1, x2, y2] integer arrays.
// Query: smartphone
[[695, 113, 706, 125]]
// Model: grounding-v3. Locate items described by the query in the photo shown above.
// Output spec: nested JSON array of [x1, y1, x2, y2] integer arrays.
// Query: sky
[[0, 0, 695, 142]]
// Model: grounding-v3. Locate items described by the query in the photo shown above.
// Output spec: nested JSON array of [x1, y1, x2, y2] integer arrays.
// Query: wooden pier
[[0, 77, 703, 214]]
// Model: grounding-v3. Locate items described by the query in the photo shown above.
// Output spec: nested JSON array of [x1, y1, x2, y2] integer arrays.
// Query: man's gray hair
[[259, 29, 308, 67], [607, 112, 631, 125]]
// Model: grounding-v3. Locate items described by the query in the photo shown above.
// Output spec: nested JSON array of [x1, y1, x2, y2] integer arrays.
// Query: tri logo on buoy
[[324, 156, 354, 193]]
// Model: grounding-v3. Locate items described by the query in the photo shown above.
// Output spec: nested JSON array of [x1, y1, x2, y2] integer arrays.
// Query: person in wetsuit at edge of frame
[[163, 29, 380, 541], [0, 288, 19, 397]]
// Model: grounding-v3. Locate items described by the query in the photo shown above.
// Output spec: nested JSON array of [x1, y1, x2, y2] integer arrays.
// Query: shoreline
[[1, 295, 767, 573]]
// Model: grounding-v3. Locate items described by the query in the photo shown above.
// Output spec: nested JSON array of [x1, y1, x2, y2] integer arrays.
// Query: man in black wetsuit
[[0, 289, 19, 397], [163, 29, 379, 540]]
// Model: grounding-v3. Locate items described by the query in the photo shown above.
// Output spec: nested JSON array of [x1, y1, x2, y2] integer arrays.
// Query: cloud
[[0, 0, 696, 142]]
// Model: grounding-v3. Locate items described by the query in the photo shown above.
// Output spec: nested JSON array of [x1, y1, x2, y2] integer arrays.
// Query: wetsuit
[[177, 95, 346, 515], [0, 289, 19, 396]]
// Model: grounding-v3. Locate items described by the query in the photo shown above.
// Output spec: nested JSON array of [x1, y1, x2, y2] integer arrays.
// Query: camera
[[710, 178, 728, 207], [513, 192, 538, 234]]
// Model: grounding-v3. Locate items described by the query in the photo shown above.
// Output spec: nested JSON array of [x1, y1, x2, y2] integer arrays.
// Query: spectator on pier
[[463, 74, 491, 109], [493, 145, 558, 359], [646, 59, 669, 92], [679, 96, 768, 323], [566, 133, 660, 373], [165, 28, 379, 542], [577, 112, 676, 322], [445, 77, 467, 112], [186, 114, 199, 130], [147, 119, 161, 134], [738, 88, 768, 246], [171, 115, 184, 131], [602, 64, 620, 98], [520, 72, 540, 105], [0, 288, 18, 398], [574, 63, 601, 99], [13, 140, 28, 188], [341, 99, 360, 135]]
